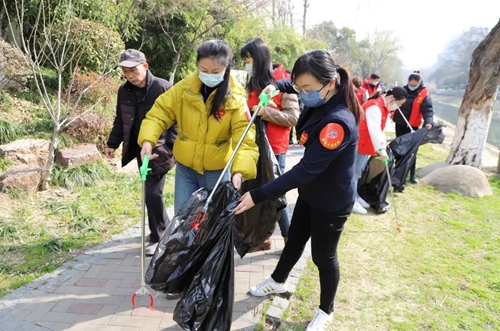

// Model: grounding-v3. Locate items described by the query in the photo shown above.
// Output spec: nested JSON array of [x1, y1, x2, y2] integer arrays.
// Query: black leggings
[[272, 196, 346, 314]]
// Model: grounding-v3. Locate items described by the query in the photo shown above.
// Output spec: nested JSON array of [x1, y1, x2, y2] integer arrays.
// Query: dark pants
[[395, 123, 420, 175], [136, 151, 169, 243], [271, 196, 346, 314], [275, 153, 290, 238]]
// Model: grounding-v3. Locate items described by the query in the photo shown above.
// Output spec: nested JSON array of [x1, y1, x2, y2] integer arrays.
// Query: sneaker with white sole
[[249, 276, 287, 297], [306, 309, 333, 331], [356, 196, 370, 208], [352, 200, 367, 214]]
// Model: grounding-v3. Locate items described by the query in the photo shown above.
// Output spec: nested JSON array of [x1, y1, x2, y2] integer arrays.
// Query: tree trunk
[[497, 146, 500, 173], [446, 20, 500, 168], [39, 127, 59, 191], [169, 52, 181, 84], [302, 0, 309, 35]]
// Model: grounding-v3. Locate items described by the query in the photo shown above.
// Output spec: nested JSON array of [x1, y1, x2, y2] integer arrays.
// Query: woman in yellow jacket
[[139, 40, 259, 214]]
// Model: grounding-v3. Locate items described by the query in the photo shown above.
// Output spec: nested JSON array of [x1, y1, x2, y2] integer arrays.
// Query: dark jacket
[[393, 82, 434, 127], [251, 79, 359, 215], [107, 71, 177, 174]]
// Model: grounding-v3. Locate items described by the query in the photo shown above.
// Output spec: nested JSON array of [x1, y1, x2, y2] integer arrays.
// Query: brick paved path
[[0, 146, 305, 331]]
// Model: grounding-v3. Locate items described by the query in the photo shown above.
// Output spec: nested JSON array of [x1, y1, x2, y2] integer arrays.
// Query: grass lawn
[[279, 144, 500, 330], [0, 164, 175, 298]]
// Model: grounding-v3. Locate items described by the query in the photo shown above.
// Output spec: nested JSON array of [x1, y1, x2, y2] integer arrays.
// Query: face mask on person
[[388, 101, 399, 111], [370, 81, 379, 86], [199, 72, 224, 88], [245, 63, 253, 75], [299, 84, 329, 108], [408, 85, 419, 91]]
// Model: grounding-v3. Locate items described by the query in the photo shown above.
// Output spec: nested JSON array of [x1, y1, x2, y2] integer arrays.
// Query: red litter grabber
[[132, 155, 154, 310]]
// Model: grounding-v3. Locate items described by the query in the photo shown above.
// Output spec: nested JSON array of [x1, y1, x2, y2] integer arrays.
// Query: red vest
[[408, 88, 429, 127], [358, 96, 389, 156], [247, 65, 291, 154], [355, 87, 367, 106]]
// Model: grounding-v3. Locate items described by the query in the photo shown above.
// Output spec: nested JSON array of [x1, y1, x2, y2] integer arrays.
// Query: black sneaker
[[166, 292, 181, 300]]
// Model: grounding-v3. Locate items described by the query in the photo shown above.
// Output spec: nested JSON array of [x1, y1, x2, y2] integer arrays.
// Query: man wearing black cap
[[105, 49, 177, 257]]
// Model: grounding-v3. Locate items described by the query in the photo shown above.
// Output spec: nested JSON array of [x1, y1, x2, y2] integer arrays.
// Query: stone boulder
[[0, 165, 42, 195], [421, 165, 493, 198], [0, 139, 50, 168], [55, 144, 102, 168], [419, 162, 450, 178]]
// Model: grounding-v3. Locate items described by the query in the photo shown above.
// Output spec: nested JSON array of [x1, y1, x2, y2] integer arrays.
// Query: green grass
[[281, 145, 500, 331], [0, 156, 15, 172], [50, 162, 113, 189], [0, 167, 175, 298], [0, 119, 22, 144]]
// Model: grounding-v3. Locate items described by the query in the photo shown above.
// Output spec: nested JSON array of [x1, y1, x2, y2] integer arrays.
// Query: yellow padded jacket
[[138, 71, 258, 180]]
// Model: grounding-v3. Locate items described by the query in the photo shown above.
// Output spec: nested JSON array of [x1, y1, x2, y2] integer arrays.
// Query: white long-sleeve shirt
[[365, 98, 387, 152]]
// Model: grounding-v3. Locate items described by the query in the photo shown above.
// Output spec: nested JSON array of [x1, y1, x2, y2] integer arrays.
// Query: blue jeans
[[354, 152, 370, 198], [174, 162, 230, 214], [275, 153, 290, 238]]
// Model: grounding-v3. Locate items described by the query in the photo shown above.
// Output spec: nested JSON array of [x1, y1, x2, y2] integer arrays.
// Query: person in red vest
[[352, 75, 368, 106], [353, 87, 407, 214], [240, 38, 300, 250], [362, 73, 382, 97], [392, 71, 434, 184]]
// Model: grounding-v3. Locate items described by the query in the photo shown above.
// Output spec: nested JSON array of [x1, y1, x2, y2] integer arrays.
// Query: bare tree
[[447, 20, 500, 168], [2, 0, 120, 190], [302, 0, 309, 35]]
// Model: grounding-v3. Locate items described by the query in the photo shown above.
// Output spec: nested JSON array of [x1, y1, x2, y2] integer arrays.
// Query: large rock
[[0, 165, 42, 195], [419, 162, 450, 178], [421, 165, 493, 198], [55, 144, 102, 168], [0, 139, 50, 168]]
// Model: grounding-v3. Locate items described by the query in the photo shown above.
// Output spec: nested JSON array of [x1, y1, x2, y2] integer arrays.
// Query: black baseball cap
[[118, 49, 146, 68]]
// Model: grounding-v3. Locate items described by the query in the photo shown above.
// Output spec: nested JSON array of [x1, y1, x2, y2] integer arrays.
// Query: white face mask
[[245, 63, 253, 75]]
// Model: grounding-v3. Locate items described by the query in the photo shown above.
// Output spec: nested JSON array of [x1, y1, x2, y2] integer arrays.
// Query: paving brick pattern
[[0, 146, 306, 331]]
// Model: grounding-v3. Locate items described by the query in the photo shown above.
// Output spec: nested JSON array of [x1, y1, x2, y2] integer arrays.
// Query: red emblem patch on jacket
[[299, 131, 308, 145], [319, 123, 344, 150], [218, 109, 226, 119]]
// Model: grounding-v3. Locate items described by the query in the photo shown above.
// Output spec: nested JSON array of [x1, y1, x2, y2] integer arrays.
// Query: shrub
[[69, 69, 119, 109], [50, 162, 112, 190], [66, 112, 112, 151], [0, 119, 22, 144], [0, 39, 31, 90]]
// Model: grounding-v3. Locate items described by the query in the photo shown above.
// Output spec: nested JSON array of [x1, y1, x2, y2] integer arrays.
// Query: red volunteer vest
[[408, 88, 429, 127], [247, 65, 291, 154], [355, 87, 367, 106], [358, 96, 389, 156]]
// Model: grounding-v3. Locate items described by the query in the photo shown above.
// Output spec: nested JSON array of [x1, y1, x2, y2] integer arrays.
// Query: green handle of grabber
[[258, 90, 280, 107], [377, 150, 389, 165], [140, 155, 151, 181]]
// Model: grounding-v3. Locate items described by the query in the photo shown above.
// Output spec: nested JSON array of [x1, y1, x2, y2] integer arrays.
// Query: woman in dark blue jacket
[[234, 50, 361, 331]]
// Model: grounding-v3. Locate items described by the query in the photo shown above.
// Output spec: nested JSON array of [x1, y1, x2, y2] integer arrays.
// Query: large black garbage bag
[[358, 148, 394, 214], [233, 117, 287, 257], [173, 195, 236, 331], [389, 128, 427, 191], [145, 183, 240, 293], [420, 121, 446, 145]]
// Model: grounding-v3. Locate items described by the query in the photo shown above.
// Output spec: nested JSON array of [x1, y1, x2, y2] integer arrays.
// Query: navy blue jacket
[[251, 79, 359, 215]]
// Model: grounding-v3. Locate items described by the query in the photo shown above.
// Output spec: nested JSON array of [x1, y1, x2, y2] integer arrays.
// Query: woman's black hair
[[197, 39, 232, 120], [408, 70, 422, 83], [368, 86, 408, 101], [240, 38, 274, 92], [370, 73, 380, 79], [291, 50, 362, 123]]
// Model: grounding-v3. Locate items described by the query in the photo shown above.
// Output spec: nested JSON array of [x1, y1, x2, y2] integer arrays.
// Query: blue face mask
[[245, 63, 253, 75], [408, 85, 419, 91], [199, 72, 224, 88], [299, 84, 328, 108]]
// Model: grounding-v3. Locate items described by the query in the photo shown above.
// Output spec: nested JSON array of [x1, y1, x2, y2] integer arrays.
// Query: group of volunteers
[[104, 37, 434, 330]]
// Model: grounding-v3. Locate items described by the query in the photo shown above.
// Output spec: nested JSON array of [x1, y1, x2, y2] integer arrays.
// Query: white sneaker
[[352, 201, 367, 214], [249, 276, 287, 296], [306, 309, 334, 331], [356, 196, 370, 208]]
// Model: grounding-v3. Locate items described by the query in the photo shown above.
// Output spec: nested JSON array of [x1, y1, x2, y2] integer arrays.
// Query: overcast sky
[[291, 0, 500, 70]]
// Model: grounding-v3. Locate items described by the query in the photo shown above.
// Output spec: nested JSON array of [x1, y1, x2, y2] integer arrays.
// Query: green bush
[[0, 157, 15, 172], [0, 120, 22, 144], [50, 162, 112, 190]]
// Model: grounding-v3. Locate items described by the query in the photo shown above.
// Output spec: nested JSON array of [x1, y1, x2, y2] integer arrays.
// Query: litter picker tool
[[378, 150, 402, 234], [190, 90, 279, 231], [395, 106, 415, 133], [131, 155, 155, 310]]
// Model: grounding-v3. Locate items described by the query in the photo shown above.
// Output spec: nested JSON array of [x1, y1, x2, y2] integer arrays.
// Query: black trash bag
[[358, 148, 394, 214], [233, 117, 286, 257], [420, 121, 446, 145], [389, 128, 428, 191], [173, 191, 236, 330], [145, 183, 240, 293]]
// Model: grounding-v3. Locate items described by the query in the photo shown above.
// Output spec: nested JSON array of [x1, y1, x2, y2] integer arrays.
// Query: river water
[[432, 96, 500, 147]]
